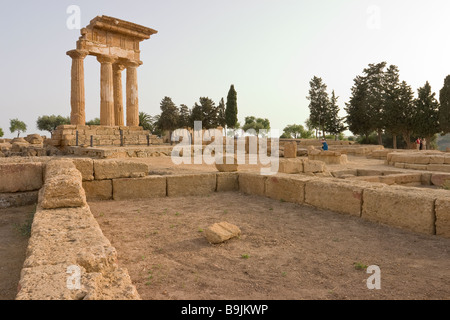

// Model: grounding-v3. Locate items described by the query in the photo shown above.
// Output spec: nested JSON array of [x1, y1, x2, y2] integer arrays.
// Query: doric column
[[67, 49, 89, 126], [97, 55, 116, 126], [125, 61, 140, 127], [113, 63, 125, 126]]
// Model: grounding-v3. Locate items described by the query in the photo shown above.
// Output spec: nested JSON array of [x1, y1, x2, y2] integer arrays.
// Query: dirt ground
[[0, 205, 34, 300], [90, 192, 450, 300]]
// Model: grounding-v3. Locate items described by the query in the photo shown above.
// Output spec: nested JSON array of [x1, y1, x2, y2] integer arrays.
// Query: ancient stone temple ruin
[[48, 16, 161, 148]]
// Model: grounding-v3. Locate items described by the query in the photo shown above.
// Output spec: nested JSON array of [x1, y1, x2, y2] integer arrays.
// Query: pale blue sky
[[1, 0, 450, 138]]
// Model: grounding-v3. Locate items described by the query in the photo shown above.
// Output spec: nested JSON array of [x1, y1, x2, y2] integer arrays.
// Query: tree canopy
[[439, 75, 450, 134], [9, 119, 27, 137], [36, 115, 70, 133]]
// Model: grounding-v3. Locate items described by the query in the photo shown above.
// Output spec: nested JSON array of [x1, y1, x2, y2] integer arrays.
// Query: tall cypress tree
[[413, 81, 440, 142], [178, 104, 191, 129], [326, 90, 346, 139], [217, 98, 226, 128], [439, 75, 450, 134], [306, 76, 329, 137], [157, 96, 179, 144], [225, 85, 238, 129]]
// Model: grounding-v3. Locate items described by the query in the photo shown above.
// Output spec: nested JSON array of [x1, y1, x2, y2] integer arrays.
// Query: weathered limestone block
[[428, 155, 445, 164], [40, 160, 86, 209], [394, 163, 406, 169], [362, 186, 437, 235], [113, 176, 166, 200], [278, 158, 303, 174], [25, 134, 44, 145], [72, 158, 94, 181], [0, 163, 43, 193], [305, 179, 374, 217], [216, 172, 239, 192], [167, 174, 216, 197], [427, 164, 450, 173], [205, 222, 241, 244], [265, 175, 314, 204], [404, 164, 428, 170], [215, 155, 238, 172], [94, 159, 148, 180], [238, 173, 267, 196], [413, 155, 431, 164], [303, 159, 326, 173], [430, 173, 450, 187], [83, 180, 113, 201], [435, 198, 450, 238], [284, 142, 297, 158]]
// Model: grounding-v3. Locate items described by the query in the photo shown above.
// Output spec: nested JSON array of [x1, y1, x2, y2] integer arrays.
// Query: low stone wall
[[308, 150, 348, 165], [47, 125, 163, 148], [16, 159, 140, 300], [237, 172, 449, 238], [387, 151, 450, 172]]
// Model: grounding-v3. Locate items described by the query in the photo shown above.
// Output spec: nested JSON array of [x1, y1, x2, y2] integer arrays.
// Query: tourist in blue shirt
[[321, 139, 328, 151]]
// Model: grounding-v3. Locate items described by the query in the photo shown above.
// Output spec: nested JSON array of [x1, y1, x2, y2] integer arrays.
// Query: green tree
[[439, 75, 450, 134], [217, 98, 226, 128], [345, 62, 391, 144], [190, 102, 204, 128], [225, 85, 238, 129], [86, 118, 100, 125], [178, 104, 191, 128], [281, 124, 313, 139], [0, 127, 4, 138], [36, 115, 70, 134], [383, 71, 416, 149], [326, 90, 346, 140], [10, 119, 27, 137], [199, 97, 217, 129], [242, 116, 270, 137], [139, 111, 154, 132], [413, 81, 440, 143], [157, 96, 179, 144], [363, 62, 387, 145], [306, 76, 329, 137]]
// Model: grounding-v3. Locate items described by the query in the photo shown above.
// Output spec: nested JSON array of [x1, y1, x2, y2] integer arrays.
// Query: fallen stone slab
[[205, 222, 241, 244]]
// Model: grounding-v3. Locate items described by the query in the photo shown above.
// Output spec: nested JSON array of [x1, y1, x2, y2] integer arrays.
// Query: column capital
[[113, 63, 126, 72], [97, 55, 117, 64], [124, 60, 141, 68], [66, 49, 89, 60]]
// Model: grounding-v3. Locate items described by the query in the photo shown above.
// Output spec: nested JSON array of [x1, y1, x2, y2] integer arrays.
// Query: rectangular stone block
[[284, 142, 297, 158], [0, 163, 43, 193], [167, 174, 216, 197], [435, 198, 450, 238], [72, 158, 94, 181], [428, 155, 445, 164], [303, 159, 325, 173], [94, 159, 148, 180], [265, 175, 313, 204], [394, 163, 406, 169], [362, 186, 436, 235], [430, 173, 450, 187], [238, 173, 267, 196], [404, 164, 428, 170], [113, 176, 166, 200], [305, 179, 369, 217], [427, 164, 450, 173], [216, 172, 239, 192], [278, 158, 303, 174], [413, 155, 431, 164], [444, 155, 450, 164], [83, 180, 113, 201]]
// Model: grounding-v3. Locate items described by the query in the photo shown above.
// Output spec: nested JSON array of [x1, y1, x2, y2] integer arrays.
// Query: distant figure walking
[[422, 138, 427, 150], [420, 138, 423, 150], [321, 139, 328, 151], [416, 138, 421, 150]]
